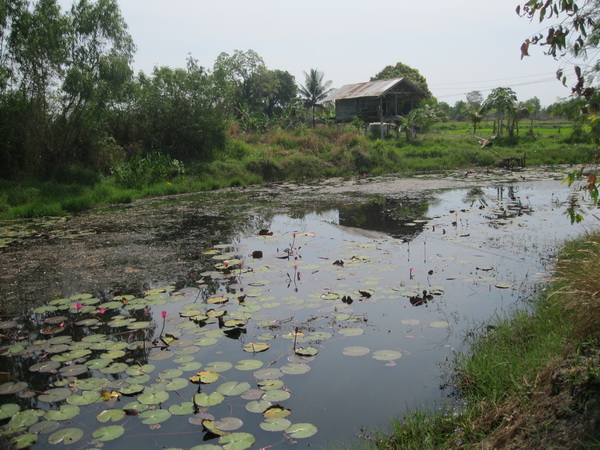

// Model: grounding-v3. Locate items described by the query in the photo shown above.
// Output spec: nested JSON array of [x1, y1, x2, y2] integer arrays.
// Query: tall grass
[[0, 122, 597, 219]]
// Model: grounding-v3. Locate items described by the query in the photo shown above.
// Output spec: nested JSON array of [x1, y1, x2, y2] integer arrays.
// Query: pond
[[0, 169, 597, 449]]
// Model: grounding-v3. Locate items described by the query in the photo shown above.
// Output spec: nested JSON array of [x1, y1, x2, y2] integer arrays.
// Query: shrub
[[110, 151, 185, 189]]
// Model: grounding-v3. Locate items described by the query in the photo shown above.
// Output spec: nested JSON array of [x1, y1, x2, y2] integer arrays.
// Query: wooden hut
[[318, 78, 428, 124]]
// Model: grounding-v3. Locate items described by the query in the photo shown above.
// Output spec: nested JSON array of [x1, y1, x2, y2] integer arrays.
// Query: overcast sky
[[63, 0, 587, 107]]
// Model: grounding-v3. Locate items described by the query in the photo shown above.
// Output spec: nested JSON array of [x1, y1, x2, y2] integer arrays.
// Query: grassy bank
[[365, 230, 600, 449], [0, 123, 597, 219]]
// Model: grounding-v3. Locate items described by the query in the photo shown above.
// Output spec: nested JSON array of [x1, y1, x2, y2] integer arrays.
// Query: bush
[[110, 151, 185, 189]]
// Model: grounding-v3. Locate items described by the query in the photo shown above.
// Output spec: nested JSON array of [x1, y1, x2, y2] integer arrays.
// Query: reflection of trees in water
[[0, 308, 153, 412], [462, 187, 488, 207], [338, 196, 435, 241]]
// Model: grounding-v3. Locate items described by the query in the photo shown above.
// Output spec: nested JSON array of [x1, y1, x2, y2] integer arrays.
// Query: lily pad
[[280, 363, 311, 375], [217, 381, 251, 397], [235, 359, 264, 371], [0, 381, 28, 395], [218, 432, 255, 450], [138, 390, 169, 405], [67, 390, 101, 406], [243, 342, 269, 353], [38, 388, 72, 403], [285, 422, 318, 439], [97, 409, 126, 423], [139, 409, 172, 425], [194, 392, 224, 407], [0, 403, 20, 420], [260, 417, 292, 432], [44, 405, 80, 421], [29, 360, 61, 373], [372, 350, 402, 361], [169, 402, 195, 415], [342, 346, 370, 357], [11, 433, 38, 449], [430, 321, 451, 328], [92, 425, 125, 441], [48, 427, 84, 445], [215, 416, 244, 431]]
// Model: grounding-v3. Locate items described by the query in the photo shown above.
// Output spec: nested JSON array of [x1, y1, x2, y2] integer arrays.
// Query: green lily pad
[[164, 377, 189, 391], [0, 381, 28, 395], [245, 400, 271, 413], [253, 367, 283, 380], [30, 360, 61, 373], [38, 388, 72, 403], [97, 409, 126, 423], [178, 361, 203, 372], [58, 364, 88, 377], [125, 363, 156, 376], [0, 403, 20, 420], [217, 381, 251, 397], [158, 368, 184, 379], [139, 409, 172, 425], [8, 410, 40, 429], [204, 361, 233, 373], [100, 362, 129, 374], [295, 346, 319, 356], [92, 425, 125, 441], [343, 346, 370, 357], [48, 427, 84, 445], [44, 405, 80, 421], [67, 390, 101, 406], [257, 379, 284, 391], [262, 390, 291, 402], [430, 321, 451, 328], [29, 419, 60, 434], [194, 392, 224, 407], [218, 432, 255, 450], [338, 327, 364, 337], [235, 359, 263, 371], [169, 402, 195, 415], [260, 417, 292, 432], [280, 363, 311, 375], [243, 342, 269, 353], [138, 390, 169, 405], [372, 350, 402, 361], [119, 384, 145, 395], [11, 433, 38, 449], [285, 422, 318, 439]]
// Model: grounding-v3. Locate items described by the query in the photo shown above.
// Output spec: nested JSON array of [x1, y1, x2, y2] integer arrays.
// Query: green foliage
[[110, 151, 185, 189], [371, 62, 432, 96]]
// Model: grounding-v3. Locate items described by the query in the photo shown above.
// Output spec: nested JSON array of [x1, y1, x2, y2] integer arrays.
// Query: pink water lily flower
[[74, 302, 83, 311], [161, 311, 168, 318]]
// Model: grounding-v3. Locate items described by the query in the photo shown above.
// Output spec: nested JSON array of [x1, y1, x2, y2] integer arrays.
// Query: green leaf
[[218, 432, 256, 450], [260, 418, 291, 432], [92, 425, 125, 441], [11, 433, 38, 449], [372, 350, 402, 361], [0, 381, 28, 395], [38, 388, 72, 403], [139, 409, 172, 424], [217, 381, 251, 397], [44, 405, 80, 421], [97, 409, 126, 423], [285, 422, 318, 438], [193, 392, 224, 407], [169, 402, 195, 415], [0, 403, 20, 420], [48, 427, 84, 445], [138, 390, 169, 405], [67, 390, 101, 406]]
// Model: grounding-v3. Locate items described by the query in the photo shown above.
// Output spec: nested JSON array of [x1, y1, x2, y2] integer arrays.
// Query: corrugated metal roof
[[318, 78, 409, 103]]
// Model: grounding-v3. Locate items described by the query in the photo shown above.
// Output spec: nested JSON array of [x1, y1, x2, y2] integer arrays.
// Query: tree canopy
[[371, 62, 432, 96]]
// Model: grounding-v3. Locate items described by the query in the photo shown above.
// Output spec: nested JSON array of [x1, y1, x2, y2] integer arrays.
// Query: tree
[[371, 62, 432, 96], [298, 68, 332, 128], [466, 91, 484, 110], [518, 0, 599, 219], [517, 0, 599, 103], [483, 87, 518, 137]]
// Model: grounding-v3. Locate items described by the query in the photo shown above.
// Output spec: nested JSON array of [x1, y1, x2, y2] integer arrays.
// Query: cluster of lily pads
[[3, 208, 527, 449]]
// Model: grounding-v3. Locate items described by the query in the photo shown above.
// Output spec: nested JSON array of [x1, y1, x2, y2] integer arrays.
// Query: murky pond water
[[0, 170, 597, 449]]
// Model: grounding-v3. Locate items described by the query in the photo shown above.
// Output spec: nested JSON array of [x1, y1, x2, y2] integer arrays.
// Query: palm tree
[[299, 69, 333, 128], [483, 87, 518, 137]]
